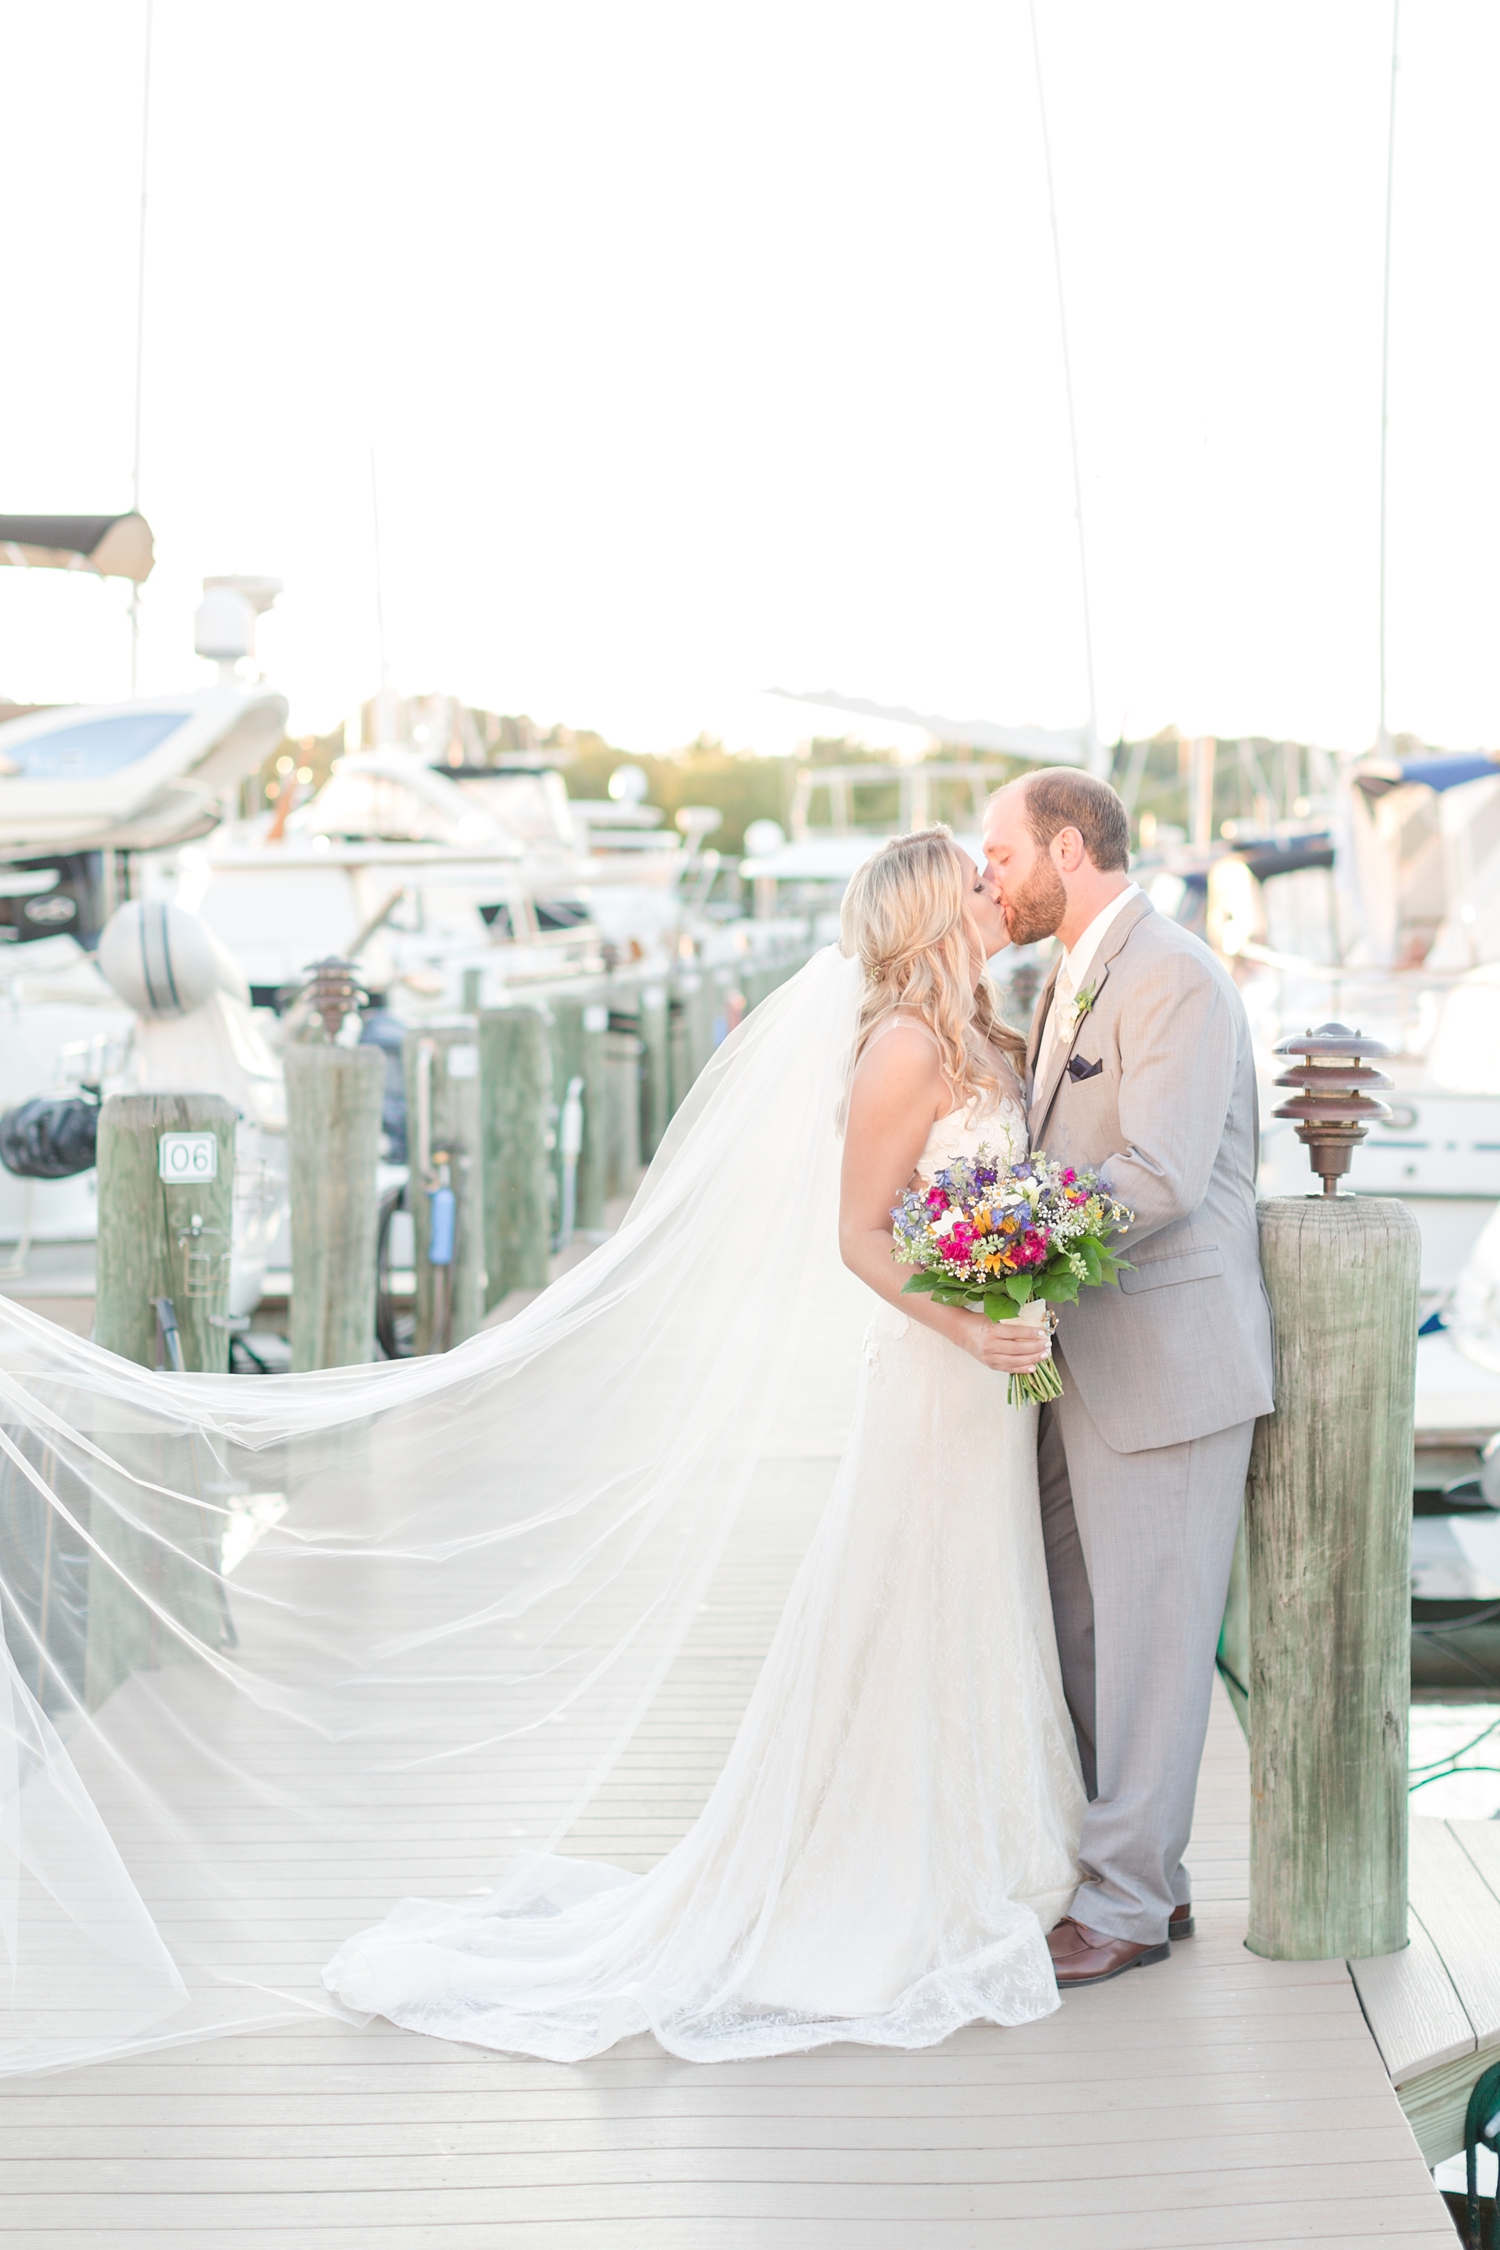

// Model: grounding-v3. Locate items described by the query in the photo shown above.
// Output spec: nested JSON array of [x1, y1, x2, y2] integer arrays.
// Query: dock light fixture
[[300, 956, 366, 1042], [1271, 1023, 1394, 1196]]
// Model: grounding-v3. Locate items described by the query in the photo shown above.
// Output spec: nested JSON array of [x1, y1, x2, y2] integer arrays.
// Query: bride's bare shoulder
[[847, 1013, 947, 1129], [854, 1011, 944, 1076]]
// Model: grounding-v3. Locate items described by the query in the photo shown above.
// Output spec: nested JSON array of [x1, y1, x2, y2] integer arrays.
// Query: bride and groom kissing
[[327, 765, 1275, 2058]]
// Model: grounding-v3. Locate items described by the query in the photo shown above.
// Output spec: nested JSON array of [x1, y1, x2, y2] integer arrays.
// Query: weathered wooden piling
[[404, 1024, 485, 1353], [96, 1092, 238, 1372], [91, 1091, 241, 1707], [547, 995, 608, 1234], [478, 1005, 552, 1307], [740, 958, 777, 1012], [669, 972, 718, 1110], [637, 983, 671, 1158], [1246, 1191, 1419, 1960], [284, 1044, 384, 1370], [602, 1023, 644, 1200]]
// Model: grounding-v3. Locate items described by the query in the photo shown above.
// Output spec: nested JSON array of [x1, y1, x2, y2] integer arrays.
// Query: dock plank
[[1408, 1816, 1500, 2049], [1348, 1906, 1475, 2084], [1, 2211, 1463, 2250], [1445, 1815, 1500, 1922], [0, 2160, 1449, 2223]]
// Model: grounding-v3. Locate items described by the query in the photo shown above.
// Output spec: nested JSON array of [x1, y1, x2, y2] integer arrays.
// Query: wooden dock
[[0, 1438, 1454, 2247], [1354, 1812, 1500, 2170]]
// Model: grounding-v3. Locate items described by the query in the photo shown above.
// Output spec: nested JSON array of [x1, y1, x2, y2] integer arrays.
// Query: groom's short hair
[[1012, 768, 1131, 872]]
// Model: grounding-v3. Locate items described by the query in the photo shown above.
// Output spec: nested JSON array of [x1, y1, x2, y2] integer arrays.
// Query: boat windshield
[[1, 710, 185, 779]]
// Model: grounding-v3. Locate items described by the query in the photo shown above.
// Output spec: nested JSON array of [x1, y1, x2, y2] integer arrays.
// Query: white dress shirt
[[1035, 882, 1141, 1090]]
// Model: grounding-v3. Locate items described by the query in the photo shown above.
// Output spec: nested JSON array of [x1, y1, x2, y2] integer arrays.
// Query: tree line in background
[[244, 707, 1353, 857]]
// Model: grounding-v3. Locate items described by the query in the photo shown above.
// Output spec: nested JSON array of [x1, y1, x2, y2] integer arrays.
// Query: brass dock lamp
[[1271, 1022, 1395, 1195]]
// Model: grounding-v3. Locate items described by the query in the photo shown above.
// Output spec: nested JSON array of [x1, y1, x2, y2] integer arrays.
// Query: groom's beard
[[1001, 853, 1068, 947]]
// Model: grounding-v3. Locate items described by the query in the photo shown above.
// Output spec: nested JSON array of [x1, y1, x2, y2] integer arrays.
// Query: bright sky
[[3, 2, 1498, 756]]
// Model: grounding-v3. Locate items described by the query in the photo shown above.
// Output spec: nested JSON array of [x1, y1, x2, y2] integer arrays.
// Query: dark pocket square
[[1067, 1055, 1104, 1082]]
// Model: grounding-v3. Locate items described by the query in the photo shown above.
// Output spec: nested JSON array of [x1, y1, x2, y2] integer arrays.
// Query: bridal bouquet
[[891, 1151, 1132, 1405]]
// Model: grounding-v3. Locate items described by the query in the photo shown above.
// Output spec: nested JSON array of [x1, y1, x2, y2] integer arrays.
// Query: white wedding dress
[[324, 1059, 1086, 2062]]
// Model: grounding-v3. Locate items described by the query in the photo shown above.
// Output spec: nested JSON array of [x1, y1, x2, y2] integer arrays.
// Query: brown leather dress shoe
[[1046, 1917, 1171, 1986], [1169, 1903, 1195, 1939]]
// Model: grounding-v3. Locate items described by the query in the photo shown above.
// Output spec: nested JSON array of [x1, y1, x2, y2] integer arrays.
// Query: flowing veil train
[[0, 946, 883, 2071]]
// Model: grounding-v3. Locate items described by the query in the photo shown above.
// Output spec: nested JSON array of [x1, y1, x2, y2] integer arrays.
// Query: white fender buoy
[[98, 898, 244, 1017]]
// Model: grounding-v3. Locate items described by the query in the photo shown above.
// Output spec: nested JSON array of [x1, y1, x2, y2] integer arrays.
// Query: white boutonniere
[[1071, 982, 1097, 1028]]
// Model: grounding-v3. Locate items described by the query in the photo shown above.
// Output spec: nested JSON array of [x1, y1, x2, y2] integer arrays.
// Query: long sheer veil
[[0, 944, 869, 2071]]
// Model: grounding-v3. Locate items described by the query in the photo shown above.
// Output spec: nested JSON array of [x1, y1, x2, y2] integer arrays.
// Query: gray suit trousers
[[1038, 1352, 1253, 1945]]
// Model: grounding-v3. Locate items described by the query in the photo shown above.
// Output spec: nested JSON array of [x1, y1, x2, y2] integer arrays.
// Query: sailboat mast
[[130, 0, 153, 696], [1378, 0, 1400, 753], [370, 450, 398, 748], [1027, 0, 1102, 777]]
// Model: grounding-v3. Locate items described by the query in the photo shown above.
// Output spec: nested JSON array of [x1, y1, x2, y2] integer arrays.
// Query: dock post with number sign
[[89, 1091, 240, 1709], [96, 1092, 238, 1373]]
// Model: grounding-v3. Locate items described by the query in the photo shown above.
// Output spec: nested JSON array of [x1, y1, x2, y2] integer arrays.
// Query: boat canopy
[[0, 512, 155, 582], [1395, 752, 1500, 793], [1357, 750, 1500, 798]]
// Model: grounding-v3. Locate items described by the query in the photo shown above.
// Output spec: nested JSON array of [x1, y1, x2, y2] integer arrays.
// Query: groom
[[982, 769, 1273, 1987]]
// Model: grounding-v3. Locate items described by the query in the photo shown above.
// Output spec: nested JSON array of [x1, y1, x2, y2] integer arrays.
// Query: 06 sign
[[157, 1132, 219, 1184]]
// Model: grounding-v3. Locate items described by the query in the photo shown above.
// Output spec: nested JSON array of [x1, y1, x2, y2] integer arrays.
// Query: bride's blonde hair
[[840, 826, 1026, 1102]]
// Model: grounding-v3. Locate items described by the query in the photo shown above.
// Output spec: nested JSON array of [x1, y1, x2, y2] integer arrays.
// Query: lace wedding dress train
[[324, 1080, 1085, 2061]]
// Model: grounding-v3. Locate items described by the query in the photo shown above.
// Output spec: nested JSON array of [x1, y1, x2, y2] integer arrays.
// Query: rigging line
[[1378, 0, 1400, 751], [1409, 1711, 1500, 1773], [130, 0, 154, 697], [370, 449, 390, 694], [1027, 0, 1101, 777]]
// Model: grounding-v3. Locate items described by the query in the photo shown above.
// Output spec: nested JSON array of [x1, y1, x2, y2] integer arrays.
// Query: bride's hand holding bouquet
[[892, 1151, 1132, 1405]]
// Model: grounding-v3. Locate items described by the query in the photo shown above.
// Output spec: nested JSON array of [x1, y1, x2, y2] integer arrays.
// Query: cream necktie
[[1038, 960, 1075, 1090]]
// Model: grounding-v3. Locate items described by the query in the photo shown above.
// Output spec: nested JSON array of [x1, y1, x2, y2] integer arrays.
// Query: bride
[[323, 828, 1086, 2060]]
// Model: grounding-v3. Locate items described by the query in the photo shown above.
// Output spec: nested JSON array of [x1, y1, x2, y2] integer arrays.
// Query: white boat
[[0, 570, 800, 1329], [1138, 742, 1500, 1483], [0, 663, 289, 1303], [0, 684, 287, 858], [167, 739, 695, 1011], [1211, 748, 1500, 1296]]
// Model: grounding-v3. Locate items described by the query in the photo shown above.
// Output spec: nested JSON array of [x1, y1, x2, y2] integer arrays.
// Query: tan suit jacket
[[1026, 893, 1273, 1454]]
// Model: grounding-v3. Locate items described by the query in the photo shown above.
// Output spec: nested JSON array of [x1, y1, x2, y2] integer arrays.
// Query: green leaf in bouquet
[[983, 1290, 1020, 1321], [1035, 1270, 1080, 1304], [1076, 1238, 1103, 1282], [900, 1272, 943, 1297], [1003, 1274, 1034, 1305]]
